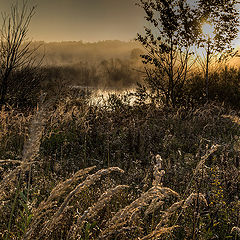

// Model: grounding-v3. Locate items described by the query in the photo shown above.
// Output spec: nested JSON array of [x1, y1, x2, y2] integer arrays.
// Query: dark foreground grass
[[0, 94, 239, 239]]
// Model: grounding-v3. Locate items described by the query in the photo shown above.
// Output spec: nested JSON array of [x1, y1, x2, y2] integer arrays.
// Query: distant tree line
[[1, 0, 240, 110], [41, 57, 143, 99]]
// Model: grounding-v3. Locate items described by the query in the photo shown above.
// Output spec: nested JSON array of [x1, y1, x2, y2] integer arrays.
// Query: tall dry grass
[[0, 93, 239, 239]]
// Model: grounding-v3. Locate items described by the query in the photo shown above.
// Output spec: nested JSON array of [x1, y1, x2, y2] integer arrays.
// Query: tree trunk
[[0, 71, 11, 108], [205, 40, 210, 102]]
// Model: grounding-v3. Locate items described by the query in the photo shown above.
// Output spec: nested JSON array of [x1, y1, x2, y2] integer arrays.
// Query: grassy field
[[0, 89, 239, 239], [0, 0, 240, 238]]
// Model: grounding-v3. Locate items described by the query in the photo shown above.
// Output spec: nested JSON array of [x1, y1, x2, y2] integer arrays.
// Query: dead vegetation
[[0, 94, 239, 239]]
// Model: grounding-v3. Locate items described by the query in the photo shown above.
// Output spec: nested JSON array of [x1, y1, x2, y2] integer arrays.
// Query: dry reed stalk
[[25, 167, 124, 240], [21, 103, 48, 172], [109, 225, 140, 239], [70, 185, 129, 239], [100, 186, 179, 239], [0, 159, 22, 164], [193, 144, 220, 175], [158, 200, 184, 226], [222, 115, 240, 125], [47, 97, 90, 130], [22, 166, 97, 239], [0, 106, 24, 141], [143, 155, 166, 217], [144, 198, 164, 216], [0, 100, 48, 194], [182, 193, 208, 208], [0, 106, 31, 157], [0, 166, 22, 200], [171, 145, 220, 229], [231, 226, 240, 236], [174, 144, 219, 205], [140, 225, 179, 240], [0, 99, 49, 239], [152, 154, 165, 187], [43, 166, 96, 204]]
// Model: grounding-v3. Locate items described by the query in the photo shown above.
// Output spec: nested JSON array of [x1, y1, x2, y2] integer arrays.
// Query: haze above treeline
[[32, 40, 240, 67], [33, 40, 144, 90], [33, 40, 143, 66]]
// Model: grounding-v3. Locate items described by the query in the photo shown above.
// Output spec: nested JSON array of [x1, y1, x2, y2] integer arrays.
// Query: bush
[[5, 67, 42, 110], [185, 66, 240, 109]]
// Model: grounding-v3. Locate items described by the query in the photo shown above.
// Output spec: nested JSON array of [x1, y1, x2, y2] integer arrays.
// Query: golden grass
[[140, 225, 179, 240], [0, 99, 239, 239]]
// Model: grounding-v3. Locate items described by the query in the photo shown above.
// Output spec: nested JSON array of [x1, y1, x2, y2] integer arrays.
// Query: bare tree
[[137, 0, 239, 107], [136, 0, 199, 107], [197, 0, 239, 101], [0, 0, 39, 107]]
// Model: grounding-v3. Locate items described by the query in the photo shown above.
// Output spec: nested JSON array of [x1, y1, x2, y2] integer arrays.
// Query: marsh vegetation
[[0, 0, 240, 239]]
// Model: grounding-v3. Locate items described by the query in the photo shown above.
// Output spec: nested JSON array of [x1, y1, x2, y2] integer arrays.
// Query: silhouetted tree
[[137, 0, 239, 107], [196, 0, 239, 100], [0, 0, 39, 108], [198, 0, 239, 56], [137, 0, 199, 107]]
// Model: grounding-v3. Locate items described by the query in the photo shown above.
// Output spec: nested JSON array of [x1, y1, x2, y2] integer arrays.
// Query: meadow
[[1, 0, 240, 238], [0, 58, 240, 239]]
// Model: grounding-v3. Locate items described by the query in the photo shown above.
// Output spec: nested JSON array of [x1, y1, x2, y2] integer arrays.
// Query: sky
[[1, 0, 240, 46], [0, 0, 145, 42]]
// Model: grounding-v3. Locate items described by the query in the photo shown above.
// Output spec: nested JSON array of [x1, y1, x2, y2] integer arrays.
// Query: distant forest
[[33, 40, 142, 65], [32, 40, 144, 90]]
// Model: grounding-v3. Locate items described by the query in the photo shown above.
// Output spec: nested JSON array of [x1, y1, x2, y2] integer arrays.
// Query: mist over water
[[37, 40, 145, 98]]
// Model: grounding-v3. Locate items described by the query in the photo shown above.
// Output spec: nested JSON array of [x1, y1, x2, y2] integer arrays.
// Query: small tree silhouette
[[137, 0, 239, 107], [0, 0, 40, 108], [197, 0, 239, 100]]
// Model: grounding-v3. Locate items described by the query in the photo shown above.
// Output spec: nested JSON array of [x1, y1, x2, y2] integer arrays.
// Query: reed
[[0, 95, 239, 239]]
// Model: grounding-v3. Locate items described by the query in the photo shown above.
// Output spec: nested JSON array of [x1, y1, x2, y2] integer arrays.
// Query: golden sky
[[1, 0, 145, 42], [1, 0, 240, 47]]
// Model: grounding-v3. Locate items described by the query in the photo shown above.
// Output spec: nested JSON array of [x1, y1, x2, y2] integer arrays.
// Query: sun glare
[[202, 22, 215, 38]]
